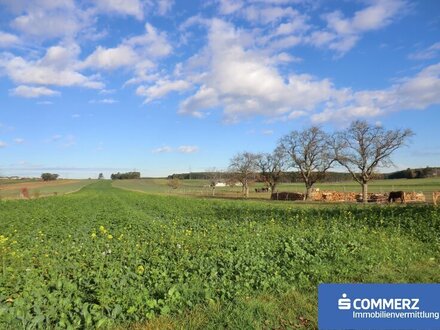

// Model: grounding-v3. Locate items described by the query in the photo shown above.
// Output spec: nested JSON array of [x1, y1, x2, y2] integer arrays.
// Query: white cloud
[[136, 79, 191, 103], [0, 44, 103, 89], [218, 0, 244, 15], [83, 45, 139, 70], [152, 146, 173, 153], [309, 0, 406, 54], [0, 31, 20, 47], [14, 138, 25, 144], [0, 141, 7, 148], [157, 0, 174, 15], [262, 129, 273, 135], [93, 0, 145, 19], [179, 19, 337, 122], [6, 0, 89, 40], [83, 23, 171, 85], [89, 98, 118, 104], [152, 145, 199, 153], [10, 85, 59, 98], [178, 145, 199, 153], [312, 62, 440, 123], [409, 42, 440, 60], [126, 23, 172, 58]]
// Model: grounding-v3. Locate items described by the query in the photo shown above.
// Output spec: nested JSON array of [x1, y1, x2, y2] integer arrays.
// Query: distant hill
[[167, 167, 440, 182]]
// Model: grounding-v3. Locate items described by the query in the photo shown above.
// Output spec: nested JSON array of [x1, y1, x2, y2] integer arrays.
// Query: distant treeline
[[168, 167, 439, 182], [386, 167, 440, 179], [110, 172, 141, 180]]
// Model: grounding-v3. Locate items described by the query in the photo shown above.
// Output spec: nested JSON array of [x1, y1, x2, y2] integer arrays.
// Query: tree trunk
[[211, 187, 215, 196], [244, 183, 249, 198], [305, 185, 313, 201], [362, 182, 368, 204], [270, 183, 276, 193]]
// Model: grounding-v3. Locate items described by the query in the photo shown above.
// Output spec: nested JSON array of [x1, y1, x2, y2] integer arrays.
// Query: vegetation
[[279, 127, 333, 200], [228, 152, 258, 197], [41, 173, 59, 181], [0, 180, 95, 200], [110, 172, 141, 180], [1, 181, 439, 328], [167, 177, 181, 190], [333, 120, 413, 203], [255, 147, 285, 193]]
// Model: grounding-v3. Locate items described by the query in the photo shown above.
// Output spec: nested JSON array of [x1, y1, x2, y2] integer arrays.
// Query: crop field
[[113, 177, 440, 202], [0, 180, 96, 200], [1, 181, 439, 329]]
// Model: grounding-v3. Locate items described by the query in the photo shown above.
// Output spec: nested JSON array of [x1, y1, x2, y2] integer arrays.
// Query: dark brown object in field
[[270, 192, 304, 201], [388, 191, 405, 203]]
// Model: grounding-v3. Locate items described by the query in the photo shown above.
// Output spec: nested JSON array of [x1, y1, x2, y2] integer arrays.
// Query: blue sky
[[0, 0, 439, 178]]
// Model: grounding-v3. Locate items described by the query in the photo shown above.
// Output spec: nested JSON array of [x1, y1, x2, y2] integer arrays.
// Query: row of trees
[[110, 172, 141, 180], [227, 120, 413, 203], [41, 173, 59, 181]]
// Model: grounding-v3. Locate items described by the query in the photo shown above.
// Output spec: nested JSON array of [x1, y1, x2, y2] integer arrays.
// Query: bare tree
[[206, 167, 223, 196], [333, 120, 413, 203], [229, 152, 258, 198], [279, 127, 333, 200], [255, 146, 286, 193]]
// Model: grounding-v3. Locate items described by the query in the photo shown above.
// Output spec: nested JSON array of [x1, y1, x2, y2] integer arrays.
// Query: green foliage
[[41, 173, 59, 181], [0, 181, 439, 328], [110, 172, 140, 180]]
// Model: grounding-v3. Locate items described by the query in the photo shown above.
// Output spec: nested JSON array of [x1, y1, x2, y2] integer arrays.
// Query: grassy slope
[[0, 179, 97, 199], [1, 181, 439, 329], [112, 177, 440, 202]]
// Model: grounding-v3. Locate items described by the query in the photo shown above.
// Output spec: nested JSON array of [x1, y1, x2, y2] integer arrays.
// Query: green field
[[113, 177, 440, 202], [0, 180, 96, 199], [1, 181, 439, 329]]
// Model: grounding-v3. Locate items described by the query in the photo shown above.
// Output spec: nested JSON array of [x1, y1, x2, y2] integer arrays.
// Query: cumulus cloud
[[0, 31, 20, 47], [0, 141, 7, 148], [218, 0, 244, 15], [179, 19, 338, 122], [157, 0, 174, 15], [10, 85, 60, 98], [4, 0, 90, 41], [93, 0, 145, 19], [309, 0, 406, 54], [136, 79, 191, 103], [83, 23, 171, 84], [312, 62, 440, 123], [83, 45, 139, 70], [0, 44, 103, 89]]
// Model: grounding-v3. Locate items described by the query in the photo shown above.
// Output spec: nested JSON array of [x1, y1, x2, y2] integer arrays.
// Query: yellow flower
[[118, 234, 124, 241], [137, 265, 145, 274], [0, 235, 8, 245], [99, 226, 107, 234], [107, 234, 113, 240], [91, 232, 97, 239]]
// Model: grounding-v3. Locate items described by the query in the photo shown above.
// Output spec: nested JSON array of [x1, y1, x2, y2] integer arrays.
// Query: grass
[[1, 181, 439, 329], [112, 177, 440, 202], [0, 179, 97, 199]]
